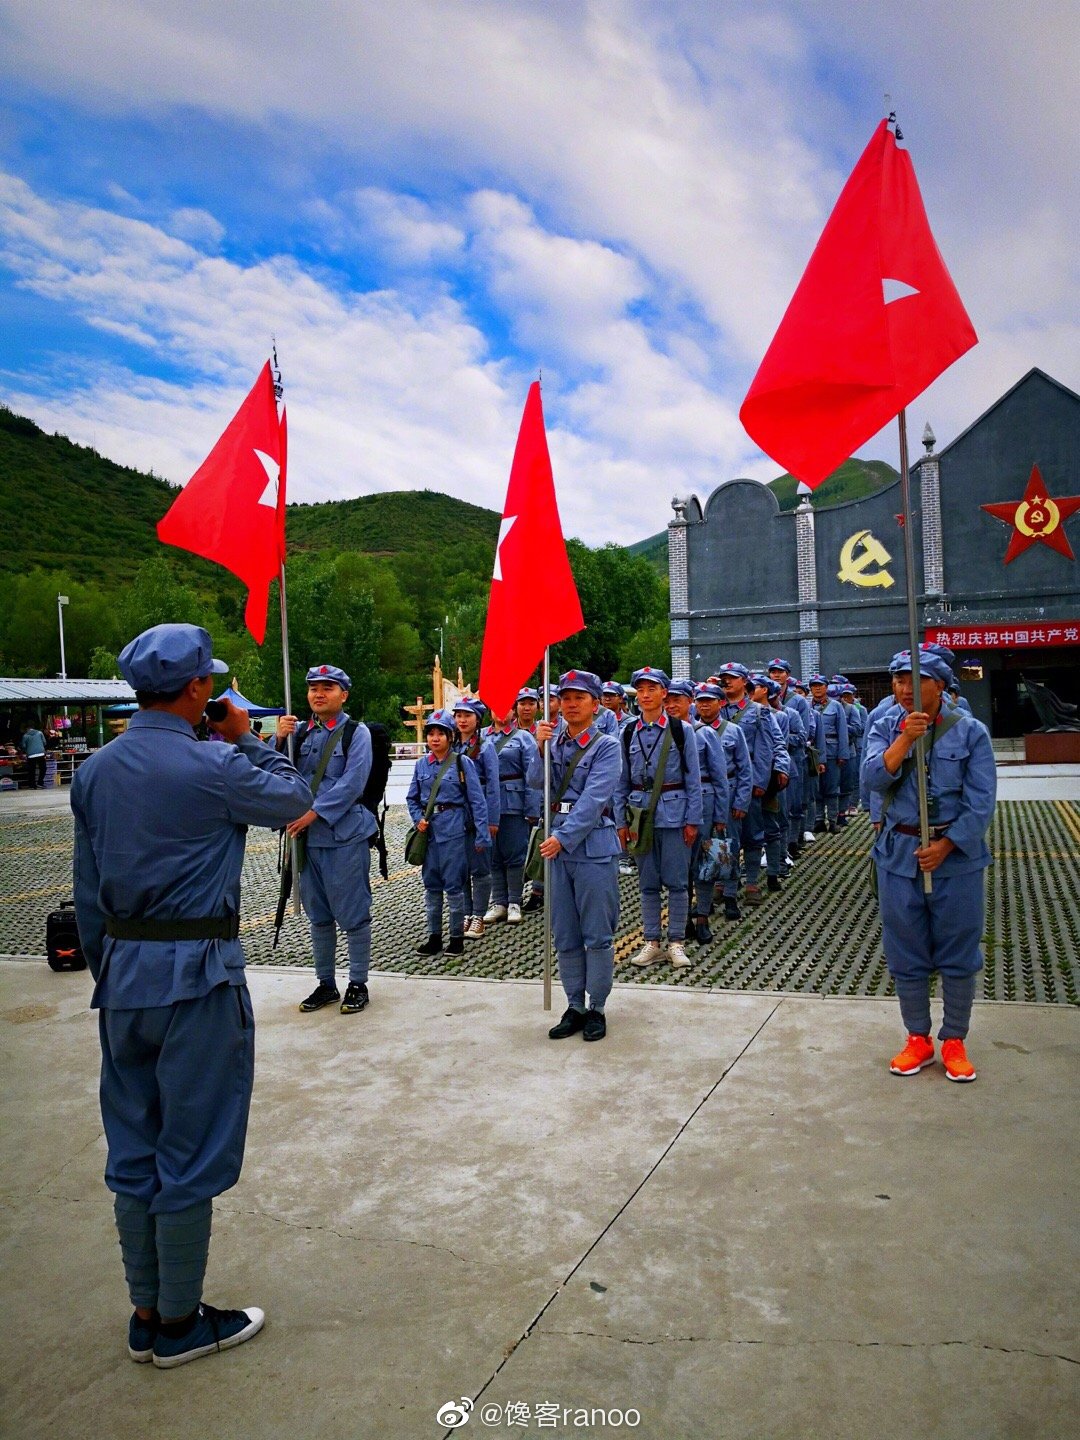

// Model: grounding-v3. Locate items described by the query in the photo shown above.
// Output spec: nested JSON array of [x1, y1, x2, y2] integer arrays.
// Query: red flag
[[157, 362, 286, 642], [478, 383, 585, 716], [740, 120, 977, 488]]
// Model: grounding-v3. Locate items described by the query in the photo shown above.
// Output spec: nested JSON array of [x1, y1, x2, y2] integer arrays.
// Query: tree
[[88, 646, 120, 679]]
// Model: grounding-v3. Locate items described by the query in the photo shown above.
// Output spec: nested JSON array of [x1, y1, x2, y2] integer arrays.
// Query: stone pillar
[[919, 425, 944, 597], [795, 490, 820, 676], [668, 497, 691, 679]]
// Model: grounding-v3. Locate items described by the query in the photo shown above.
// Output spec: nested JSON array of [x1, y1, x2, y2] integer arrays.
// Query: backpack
[[295, 718, 394, 879]]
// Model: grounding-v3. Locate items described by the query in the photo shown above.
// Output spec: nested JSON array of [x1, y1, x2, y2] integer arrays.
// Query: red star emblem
[[981, 465, 1080, 563]]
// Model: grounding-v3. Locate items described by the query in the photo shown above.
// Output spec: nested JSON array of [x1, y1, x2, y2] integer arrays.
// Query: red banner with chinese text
[[925, 623, 1080, 650]]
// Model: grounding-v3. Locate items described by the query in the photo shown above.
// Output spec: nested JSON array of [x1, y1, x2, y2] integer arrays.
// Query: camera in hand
[[205, 700, 228, 722]]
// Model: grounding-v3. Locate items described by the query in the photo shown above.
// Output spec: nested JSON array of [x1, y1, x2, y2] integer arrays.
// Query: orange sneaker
[[941, 1038, 977, 1083], [889, 1034, 935, 1076]]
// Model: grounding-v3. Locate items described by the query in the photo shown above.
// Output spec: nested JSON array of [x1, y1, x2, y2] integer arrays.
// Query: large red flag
[[740, 120, 977, 488], [157, 362, 286, 642], [478, 383, 585, 716]]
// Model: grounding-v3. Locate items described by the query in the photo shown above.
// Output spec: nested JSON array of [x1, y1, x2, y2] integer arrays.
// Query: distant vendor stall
[[0, 678, 136, 788]]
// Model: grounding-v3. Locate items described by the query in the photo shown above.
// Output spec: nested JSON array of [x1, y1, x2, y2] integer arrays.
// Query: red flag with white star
[[981, 464, 1080, 563], [157, 362, 286, 642], [478, 383, 584, 716], [740, 120, 977, 487]]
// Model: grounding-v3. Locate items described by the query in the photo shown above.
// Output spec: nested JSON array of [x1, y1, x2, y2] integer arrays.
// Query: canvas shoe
[[941, 1038, 977, 1082], [483, 904, 507, 923], [128, 1309, 158, 1363], [668, 943, 691, 969], [506, 903, 523, 924], [631, 940, 664, 967], [465, 916, 485, 939], [889, 1034, 935, 1076], [803, 831, 816, 843], [152, 1303, 265, 1369]]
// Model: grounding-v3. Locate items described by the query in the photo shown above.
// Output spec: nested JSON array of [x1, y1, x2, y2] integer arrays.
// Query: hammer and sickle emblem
[[1015, 497, 1059, 537], [838, 530, 894, 588]]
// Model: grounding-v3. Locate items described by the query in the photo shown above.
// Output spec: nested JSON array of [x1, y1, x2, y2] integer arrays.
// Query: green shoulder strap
[[552, 733, 599, 807], [422, 755, 457, 820], [880, 708, 965, 822], [641, 725, 675, 822], [310, 724, 346, 797]]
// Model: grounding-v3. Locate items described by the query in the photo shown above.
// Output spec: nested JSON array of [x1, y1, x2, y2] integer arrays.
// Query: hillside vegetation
[[0, 405, 669, 726]]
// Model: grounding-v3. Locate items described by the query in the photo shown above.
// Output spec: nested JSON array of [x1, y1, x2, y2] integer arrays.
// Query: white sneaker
[[483, 904, 507, 923], [783, 856, 794, 870], [618, 860, 635, 875], [631, 940, 664, 967], [506, 903, 523, 924], [668, 943, 691, 968], [803, 830, 816, 843]]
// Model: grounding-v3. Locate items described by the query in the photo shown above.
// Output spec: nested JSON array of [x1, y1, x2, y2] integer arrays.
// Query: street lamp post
[[57, 594, 69, 681], [57, 594, 69, 729]]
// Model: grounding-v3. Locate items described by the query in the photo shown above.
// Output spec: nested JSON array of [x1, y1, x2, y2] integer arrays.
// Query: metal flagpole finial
[[884, 95, 904, 142], [271, 337, 284, 401]]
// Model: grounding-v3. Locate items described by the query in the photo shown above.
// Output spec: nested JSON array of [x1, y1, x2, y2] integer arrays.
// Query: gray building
[[668, 369, 1080, 733]]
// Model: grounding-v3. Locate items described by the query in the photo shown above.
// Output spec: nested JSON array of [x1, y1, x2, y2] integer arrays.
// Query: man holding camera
[[71, 623, 312, 1368]]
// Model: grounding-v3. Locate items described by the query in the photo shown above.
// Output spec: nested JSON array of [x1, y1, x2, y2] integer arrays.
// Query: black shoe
[[684, 918, 697, 942], [445, 935, 465, 955], [828, 821, 839, 834], [814, 821, 826, 833], [416, 934, 443, 955], [694, 919, 713, 944], [837, 815, 848, 828], [548, 1006, 586, 1039], [724, 898, 741, 922], [299, 982, 340, 1013], [521, 892, 544, 913], [582, 1009, 606, 1041], [340, 982, 369, 1014], [767, 875, 782, 892], [787, 842, 801, 859]]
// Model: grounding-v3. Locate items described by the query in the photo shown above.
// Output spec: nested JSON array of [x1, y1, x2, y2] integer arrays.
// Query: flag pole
[[542, 646, 553, 1010], [272, 344, 302, 916], [897, 407, 933, 895]]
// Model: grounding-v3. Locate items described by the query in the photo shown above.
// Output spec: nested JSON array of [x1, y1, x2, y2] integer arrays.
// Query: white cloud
[[0, 0, 1076, 538]]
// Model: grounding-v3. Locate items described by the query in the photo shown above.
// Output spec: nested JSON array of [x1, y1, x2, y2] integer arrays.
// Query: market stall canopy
[[214, 683, 284, 717], [0, 678, 136, 704]]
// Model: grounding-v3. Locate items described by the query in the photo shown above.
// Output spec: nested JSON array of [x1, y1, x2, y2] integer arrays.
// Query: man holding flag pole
[[479, 382, 619, 1024], [740, 111, 994, 1078]]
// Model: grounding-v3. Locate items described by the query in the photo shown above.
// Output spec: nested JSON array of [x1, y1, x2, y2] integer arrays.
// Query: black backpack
[[294, 718, 394, 879]]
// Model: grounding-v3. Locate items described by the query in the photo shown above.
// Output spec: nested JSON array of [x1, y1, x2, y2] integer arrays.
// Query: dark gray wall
[[813, 478, 924, 672], [678, 370, 1080, 690], [936, 370, 1080, 617]]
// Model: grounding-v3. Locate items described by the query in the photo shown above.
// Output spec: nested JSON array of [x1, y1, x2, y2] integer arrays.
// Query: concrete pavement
[[1, 960, 1076, 1440]]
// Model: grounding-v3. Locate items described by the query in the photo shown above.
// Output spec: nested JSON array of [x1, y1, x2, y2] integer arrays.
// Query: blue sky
[[0, 0, 1076, 544]]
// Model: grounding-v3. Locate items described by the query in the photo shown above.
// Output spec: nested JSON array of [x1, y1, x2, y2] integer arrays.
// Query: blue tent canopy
[[215, 684, 285, 718]]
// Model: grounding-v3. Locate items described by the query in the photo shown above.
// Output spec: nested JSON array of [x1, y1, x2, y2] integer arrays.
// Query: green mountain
[[627, 457, 901, 574], [0, 405, 500, 581]]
